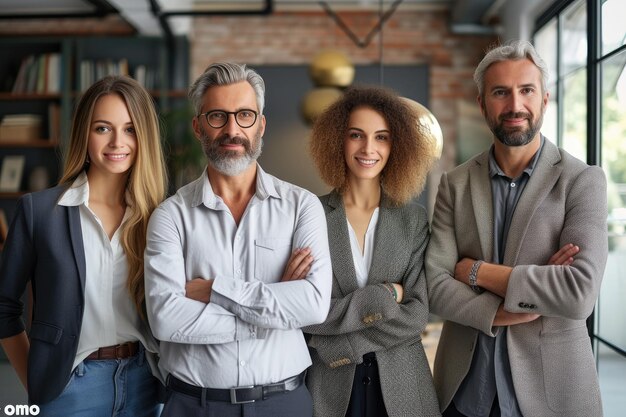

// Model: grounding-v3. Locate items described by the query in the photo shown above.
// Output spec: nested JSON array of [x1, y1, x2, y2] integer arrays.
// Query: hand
[[391, 283, 404, 303], [454, 257, 475, 285], [185, 278, 213, 303], [281, 248, 313, 281], [493, 304, 540, 326], [548, 243, 579, 265]]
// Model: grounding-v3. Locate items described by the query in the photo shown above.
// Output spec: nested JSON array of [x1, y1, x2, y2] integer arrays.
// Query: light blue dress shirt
[[144, 165, 332, 389], [454, 138, 545, 417]]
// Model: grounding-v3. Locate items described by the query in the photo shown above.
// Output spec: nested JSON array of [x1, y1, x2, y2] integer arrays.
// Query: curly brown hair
[[309, 86, 436, 205]]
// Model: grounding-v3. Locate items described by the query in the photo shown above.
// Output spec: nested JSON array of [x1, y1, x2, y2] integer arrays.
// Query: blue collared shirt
[[144, 164, 332, 388], [454, 137, 545, 417]]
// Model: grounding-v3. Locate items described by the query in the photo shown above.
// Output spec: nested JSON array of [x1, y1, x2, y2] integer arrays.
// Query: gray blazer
[[305, 191, 440, 417], [426, 139, 607, 417]]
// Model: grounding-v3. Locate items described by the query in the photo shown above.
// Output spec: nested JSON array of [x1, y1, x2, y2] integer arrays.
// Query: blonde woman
[[0, 75, 167, 415], [305, 86, 440, 417]]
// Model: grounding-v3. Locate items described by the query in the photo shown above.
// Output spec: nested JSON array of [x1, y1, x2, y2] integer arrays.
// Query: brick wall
[[190, 8, 497, 206]]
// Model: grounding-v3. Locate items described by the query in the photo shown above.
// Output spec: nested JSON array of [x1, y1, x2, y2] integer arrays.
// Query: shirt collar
[[191, 163, 280, 209], [58, 171, 89, 206], [58, 171, 132, 207], [488, 135, 545, 180]]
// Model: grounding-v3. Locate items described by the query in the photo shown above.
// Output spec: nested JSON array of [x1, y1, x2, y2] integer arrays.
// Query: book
[[0, 114, 43, 142], [48, 103, 60, 143], [0, 209, 7, 243], [46, 53, 61, 94]]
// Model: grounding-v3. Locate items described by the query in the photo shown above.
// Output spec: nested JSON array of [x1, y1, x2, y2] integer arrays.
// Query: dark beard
[[491, 111, 543, 147]]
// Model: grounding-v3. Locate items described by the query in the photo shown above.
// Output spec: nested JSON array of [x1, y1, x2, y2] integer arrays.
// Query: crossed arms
[[426, 165, 608, 334]]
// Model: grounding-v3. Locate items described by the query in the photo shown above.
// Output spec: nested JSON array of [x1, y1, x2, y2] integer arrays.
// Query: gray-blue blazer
[[0, 185, 86, 404]]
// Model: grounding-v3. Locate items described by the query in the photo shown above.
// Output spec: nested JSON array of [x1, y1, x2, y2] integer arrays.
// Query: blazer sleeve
[[0, 195, 35, 339], [426, 172, 502, 336], [504, 166, 608, 319], [307, 206, 431, 367]]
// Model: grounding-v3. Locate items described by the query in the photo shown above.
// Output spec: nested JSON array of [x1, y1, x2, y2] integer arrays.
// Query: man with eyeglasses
[[144, 62, 332, 417]]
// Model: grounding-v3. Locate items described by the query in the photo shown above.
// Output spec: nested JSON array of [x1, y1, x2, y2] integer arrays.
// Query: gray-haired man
[[145, 62, 332, 416], [426, 41, 607, 417]]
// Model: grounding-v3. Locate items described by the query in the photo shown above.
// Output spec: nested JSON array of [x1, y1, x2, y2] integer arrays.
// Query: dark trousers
[[346, 352, 389, 417], [160, 383, 312, 417]]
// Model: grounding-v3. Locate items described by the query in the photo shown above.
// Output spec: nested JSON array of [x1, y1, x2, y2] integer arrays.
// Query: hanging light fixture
[[301, 50, 354, 125], [401, 97, 444, 160]]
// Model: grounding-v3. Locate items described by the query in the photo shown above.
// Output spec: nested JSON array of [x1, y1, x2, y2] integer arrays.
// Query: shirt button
[[362, 376, 372, 385], [510, 182, 516, 187], [236, 269, 241, 274], [240, 361, 246, 366], [250, 332, 256, 338]]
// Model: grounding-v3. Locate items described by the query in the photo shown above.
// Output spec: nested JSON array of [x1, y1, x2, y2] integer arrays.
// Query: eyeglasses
[[198, 109, 258, 129]]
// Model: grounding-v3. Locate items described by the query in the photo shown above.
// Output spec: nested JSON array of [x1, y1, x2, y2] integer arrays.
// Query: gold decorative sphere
[[309, 50, 355, 87], [301, 87, 343, 125], [400, 97, 444, 159]]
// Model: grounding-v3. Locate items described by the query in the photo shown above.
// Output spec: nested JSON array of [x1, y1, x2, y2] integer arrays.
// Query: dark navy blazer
[[0, 185, 87, 404]]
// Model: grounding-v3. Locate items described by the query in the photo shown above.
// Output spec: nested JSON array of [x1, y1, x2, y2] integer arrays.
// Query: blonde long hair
[[60, 75, 168, 316]]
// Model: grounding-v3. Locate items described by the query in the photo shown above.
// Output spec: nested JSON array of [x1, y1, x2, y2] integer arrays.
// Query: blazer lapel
[[368, 195, 399, 285], [469, 152, 494, 262], [67, 206, 87, 296], [504, 139, 562, 265], [324, 191, 360, 296]]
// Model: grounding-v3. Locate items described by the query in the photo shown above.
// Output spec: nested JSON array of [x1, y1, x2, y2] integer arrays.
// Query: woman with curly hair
[[0, 75, 167, 415], [304, 86, 441, 417]]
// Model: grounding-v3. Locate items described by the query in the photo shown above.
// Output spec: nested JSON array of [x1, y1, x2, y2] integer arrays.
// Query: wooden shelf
[[0, 93, 62, 100], [0, 192, 26, 199], [0, 139, 59, 148]]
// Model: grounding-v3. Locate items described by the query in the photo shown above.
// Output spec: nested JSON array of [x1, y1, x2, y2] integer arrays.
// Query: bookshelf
[[0, 35, 190, 220]]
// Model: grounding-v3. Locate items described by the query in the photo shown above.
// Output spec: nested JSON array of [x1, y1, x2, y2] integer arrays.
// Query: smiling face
[[479, 58, 548, 147], [193, 81, 266, 177], [343, 106, 392, 184], [87, 93, 136, 179]]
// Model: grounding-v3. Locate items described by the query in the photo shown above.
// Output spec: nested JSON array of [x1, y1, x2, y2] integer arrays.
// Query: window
[[534, 1, 626, 415]]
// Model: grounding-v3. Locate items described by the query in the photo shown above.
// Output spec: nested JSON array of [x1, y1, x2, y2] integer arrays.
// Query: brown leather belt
[[86, 341, 140, 360]]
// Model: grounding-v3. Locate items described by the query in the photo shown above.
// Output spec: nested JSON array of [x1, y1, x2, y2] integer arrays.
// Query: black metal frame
[[535, 0, 626, 360], [0, 0, 118, 19]]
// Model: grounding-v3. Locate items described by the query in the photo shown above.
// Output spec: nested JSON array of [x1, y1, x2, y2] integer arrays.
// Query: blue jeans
[[38, 348, 162, 417]]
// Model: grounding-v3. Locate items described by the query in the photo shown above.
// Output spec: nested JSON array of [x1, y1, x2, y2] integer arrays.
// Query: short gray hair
[[188, 62, 265, 116], [474, 40, 549, 99]]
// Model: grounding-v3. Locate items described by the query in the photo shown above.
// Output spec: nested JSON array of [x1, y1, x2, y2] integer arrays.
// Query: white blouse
[[346, 208, 380, 288], [58, 172, 159, 369]]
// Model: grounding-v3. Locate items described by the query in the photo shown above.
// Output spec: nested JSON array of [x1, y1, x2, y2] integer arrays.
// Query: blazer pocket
[[540, 326, 599, 413], [254, 238, 292, 282], [29, 321, 63, 345]]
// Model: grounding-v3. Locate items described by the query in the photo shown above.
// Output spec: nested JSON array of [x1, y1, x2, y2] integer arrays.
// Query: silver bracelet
[[469, 260, 484, 293]]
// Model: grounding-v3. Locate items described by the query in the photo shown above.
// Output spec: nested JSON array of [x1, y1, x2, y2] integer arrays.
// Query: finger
[[282, 248, 310, 280], [282, 249, 304, 279], [291, 255, 314, 280], [549, 244, 579, 265], [548, 244, 572, 264], [284, 256, 313, 281]]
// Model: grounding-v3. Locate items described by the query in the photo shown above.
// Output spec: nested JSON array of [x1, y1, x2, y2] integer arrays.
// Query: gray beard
[[201, 132, 263, 177], [490, 109, 544, 147]]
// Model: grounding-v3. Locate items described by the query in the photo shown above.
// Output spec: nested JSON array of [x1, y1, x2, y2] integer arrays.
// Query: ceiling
[[0, 0, 502, 37]]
